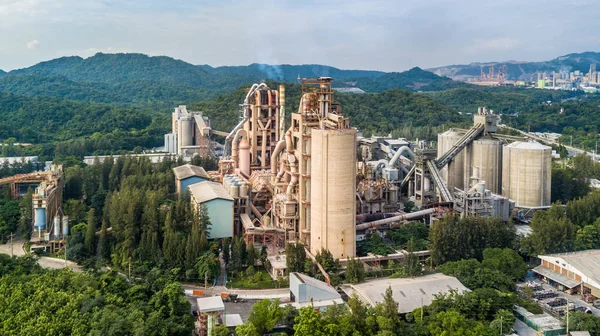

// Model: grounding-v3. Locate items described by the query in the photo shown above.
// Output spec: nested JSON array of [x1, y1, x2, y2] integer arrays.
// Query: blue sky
[[0, 0, 598, 71]]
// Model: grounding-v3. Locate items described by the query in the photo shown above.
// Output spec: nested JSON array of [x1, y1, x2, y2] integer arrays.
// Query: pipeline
[[270, 140, 286, 177], [224, 83, 268, 158], [355, 208, 437, 231], [231, 129, 249, 168], [284, 130, 298, 200], [388, 146, 415, 167], [286, 153, 298, 201]]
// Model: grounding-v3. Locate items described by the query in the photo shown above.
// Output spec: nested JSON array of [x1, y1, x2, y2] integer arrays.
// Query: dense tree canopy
[[0, 255, 194, 335]]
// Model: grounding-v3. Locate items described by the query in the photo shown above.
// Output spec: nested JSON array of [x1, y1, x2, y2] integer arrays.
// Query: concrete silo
[[437, 130, 465, 191], [310, 128, 356, 259], [469, 137, 503, 194], [502, 141, 552, 207]]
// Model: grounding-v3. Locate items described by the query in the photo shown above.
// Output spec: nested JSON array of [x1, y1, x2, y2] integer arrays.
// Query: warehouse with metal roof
[[340, 273, 468, 314]]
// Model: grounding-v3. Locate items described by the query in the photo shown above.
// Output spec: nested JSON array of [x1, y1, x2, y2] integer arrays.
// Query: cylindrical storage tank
[[179, 117, 193, 147], [62, 217, 69, 236], [437, 130, 465, 191], [230, 184, 239, 198], [35, 208, 46, 230], [238, 139, 251, 176], [502, 141, 552, 207], [53, 216, 60, 238], [240, 184, 249, 197], [470, 137, 503, 194], [310, 128, 356, 259]]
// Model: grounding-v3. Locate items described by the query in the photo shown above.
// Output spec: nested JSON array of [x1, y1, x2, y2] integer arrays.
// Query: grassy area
[[227, 269, 288, 290]]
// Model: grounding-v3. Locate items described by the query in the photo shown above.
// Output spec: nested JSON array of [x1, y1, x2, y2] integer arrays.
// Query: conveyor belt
[[436, 123, 484, 169], [427, 160, 453, 202]]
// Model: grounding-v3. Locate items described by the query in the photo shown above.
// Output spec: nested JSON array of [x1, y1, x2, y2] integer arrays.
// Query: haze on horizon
[[0, 0, 598, 72]]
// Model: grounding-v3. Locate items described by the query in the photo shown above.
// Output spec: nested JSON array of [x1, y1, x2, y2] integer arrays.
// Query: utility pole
[[500, 315, 503, 335], [204, 272, 208, 288], [128, 257, 132, 280], [64, 239, 67, 269], [566, 299, 570, 335], [9, 232, 14, 257]]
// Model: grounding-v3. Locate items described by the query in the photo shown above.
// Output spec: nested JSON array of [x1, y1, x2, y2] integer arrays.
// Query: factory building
[[435, 108, 552, 213], [189, 181, 234, 239], [341, 273, 468, 314], [168, 105, 213, 157], [173, 164, 210, 196], [288, 272, 344, 310], [533, 250, 600, 300]]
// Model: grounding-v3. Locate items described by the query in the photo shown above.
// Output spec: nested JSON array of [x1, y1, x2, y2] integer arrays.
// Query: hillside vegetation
[[427, 87, 582, 114]]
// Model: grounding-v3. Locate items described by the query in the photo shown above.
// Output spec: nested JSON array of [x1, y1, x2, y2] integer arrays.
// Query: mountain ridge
[[428, 51, 600, 80]]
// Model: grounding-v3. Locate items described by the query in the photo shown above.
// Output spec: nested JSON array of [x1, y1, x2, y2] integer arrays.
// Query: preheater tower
[[310, 128, 357, 259]]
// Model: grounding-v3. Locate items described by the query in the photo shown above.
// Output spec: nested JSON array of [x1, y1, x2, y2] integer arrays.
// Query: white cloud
[[26, 39, 39, 49]]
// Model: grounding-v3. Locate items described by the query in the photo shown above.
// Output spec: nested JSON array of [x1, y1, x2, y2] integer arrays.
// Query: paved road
[[0, 240, 82, 272], [499, 125, 596, 159], [0, 239, 26, 257]]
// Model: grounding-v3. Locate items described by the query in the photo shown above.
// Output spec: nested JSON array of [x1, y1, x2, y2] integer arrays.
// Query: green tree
[[481, 248, 527, 281], [240, 299, 282, 335], [430, 214, 516, 264], [427, 310, 493, 336], [346, 257, 366, 284], [521, 203, 577, 255], [84, 208, 96, 256], [315, 249, 340, 274], [438, 259, 515, 291], [373, 286, 401, 335], [293, 305, 333, 336], [222, 238, 231, 266], [489, 309, 515, 335], [402, 238, 422, 277], [286, 242, 306, 273], [566, 311, 600, 336]]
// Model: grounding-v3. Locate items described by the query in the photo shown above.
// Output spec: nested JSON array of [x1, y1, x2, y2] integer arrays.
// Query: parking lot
[[517, 277, 600, 317]]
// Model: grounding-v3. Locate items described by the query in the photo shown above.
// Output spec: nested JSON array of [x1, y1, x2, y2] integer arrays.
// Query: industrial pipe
[[224, 83, 267, 158], [286, 153, 298, 201], [232, 129, 250, 174], [279, 85, 285, 141], [355, 208, 437, 231], [270, 140, 286, 176], [388, 146, 416, 167]]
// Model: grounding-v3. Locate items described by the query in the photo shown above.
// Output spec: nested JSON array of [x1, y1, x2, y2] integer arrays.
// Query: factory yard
[[0, 240, 82, 272]]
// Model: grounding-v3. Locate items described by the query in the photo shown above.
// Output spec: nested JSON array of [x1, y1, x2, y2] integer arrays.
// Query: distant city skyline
[[0, 0, 598, 72]]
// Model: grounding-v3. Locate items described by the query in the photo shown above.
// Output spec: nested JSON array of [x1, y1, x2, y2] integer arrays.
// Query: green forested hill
[[0, 74, 215, 110], [353, 67, 472, 93], [189, 84, 467, 135], [426, 87, 582, 114], [204, 63, 385, 82]]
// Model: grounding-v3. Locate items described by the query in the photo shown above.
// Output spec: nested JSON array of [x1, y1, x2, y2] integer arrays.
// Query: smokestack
[[279, 84, 285, 141]]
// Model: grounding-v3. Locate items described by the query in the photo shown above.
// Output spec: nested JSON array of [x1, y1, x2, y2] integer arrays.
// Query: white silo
[[502, 141, 552, 207]]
